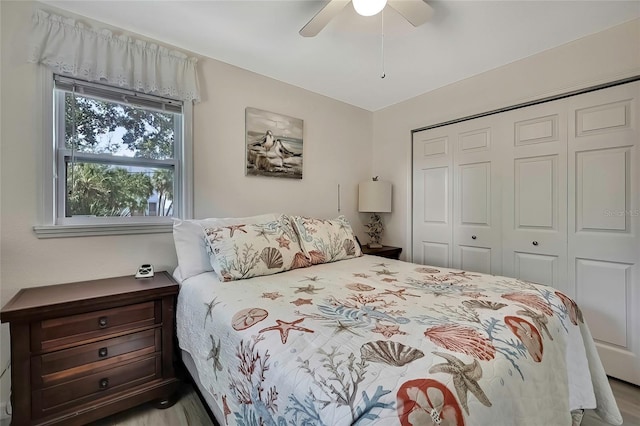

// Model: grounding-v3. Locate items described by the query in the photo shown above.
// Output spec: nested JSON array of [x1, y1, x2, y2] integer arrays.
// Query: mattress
[[175, 256, 622, 426]]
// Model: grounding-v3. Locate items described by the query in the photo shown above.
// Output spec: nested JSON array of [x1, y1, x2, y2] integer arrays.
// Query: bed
[[172, 214, 623, 426]]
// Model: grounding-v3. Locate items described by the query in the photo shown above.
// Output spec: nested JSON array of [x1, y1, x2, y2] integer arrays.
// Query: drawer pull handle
[[98, 317, 108, 328], [532, 241, 539, 246], [99, 378, 109, 390], [98, 347, 108, 358], [471, 235, 477, 240]]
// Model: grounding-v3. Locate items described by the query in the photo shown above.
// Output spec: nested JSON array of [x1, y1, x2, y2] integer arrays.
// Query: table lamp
[[358, 177, 392, 248]]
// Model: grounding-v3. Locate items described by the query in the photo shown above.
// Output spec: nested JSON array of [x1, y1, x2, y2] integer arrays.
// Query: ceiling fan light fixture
[[353, 0, 387, 17]]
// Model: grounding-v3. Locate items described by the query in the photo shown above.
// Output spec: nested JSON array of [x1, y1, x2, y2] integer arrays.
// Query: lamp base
[[367, 242, 383, 249]]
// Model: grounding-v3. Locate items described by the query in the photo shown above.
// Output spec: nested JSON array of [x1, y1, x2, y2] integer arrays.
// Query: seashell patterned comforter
[[176, 255, 623, 426]]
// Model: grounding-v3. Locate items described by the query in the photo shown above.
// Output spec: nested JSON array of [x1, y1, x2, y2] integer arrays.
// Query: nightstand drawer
[[35, 301, 157, 351], [35, 328, 160, 387], [34, 355, 161, 418]]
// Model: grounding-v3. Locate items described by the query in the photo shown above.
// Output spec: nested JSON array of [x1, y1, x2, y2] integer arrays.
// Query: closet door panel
[[576, 258, 630, 348], [568, 81, 640, 385], [419, 242, 450, 268], [459, 245, 492, 274], [460, 162, 490, 225], [453, 118, 501, 274], [422, 167, 449, 223], [500, 103, 567, 290], [576, 147, 630, 232], [413, 130, 453, 267], [513, 252, 559, 288], [515, 155, 557, 229]]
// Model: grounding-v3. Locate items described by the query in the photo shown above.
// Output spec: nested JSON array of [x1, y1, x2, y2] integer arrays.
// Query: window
[[35, 74, 193, 237]]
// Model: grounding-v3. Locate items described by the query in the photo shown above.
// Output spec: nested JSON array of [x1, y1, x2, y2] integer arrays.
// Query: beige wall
[[372, 18, 640, 260], [0, 1, 372, 406], [193, 56, 372, 222]]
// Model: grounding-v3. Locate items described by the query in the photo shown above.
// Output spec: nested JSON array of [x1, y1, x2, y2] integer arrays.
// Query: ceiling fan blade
[[299, 0, 351, 37], [388, 0, 434, 27]]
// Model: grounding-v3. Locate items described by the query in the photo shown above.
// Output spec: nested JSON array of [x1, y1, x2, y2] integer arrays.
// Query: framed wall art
[[245, 107, 303, 179]]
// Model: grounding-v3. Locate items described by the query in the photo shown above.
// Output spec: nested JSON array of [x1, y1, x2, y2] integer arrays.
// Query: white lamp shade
[[359, 180, 392, 213], [353, 0, 387, 17]]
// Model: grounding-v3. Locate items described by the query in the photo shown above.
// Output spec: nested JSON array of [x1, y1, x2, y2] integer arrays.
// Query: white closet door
[[412, 128, 453, 267], [452, 117, 502, 275], [568, 81, 640, 385], [500, 102, 568, 291]]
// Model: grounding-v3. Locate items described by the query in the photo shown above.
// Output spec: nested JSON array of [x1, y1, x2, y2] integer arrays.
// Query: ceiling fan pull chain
[[381, 10, 386, 79]]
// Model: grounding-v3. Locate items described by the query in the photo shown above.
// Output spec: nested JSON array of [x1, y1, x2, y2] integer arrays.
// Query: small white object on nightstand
[[135, 264, 154, 279]]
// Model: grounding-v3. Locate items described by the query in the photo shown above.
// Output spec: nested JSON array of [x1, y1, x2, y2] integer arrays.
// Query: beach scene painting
[[246, 107, 303, 179]]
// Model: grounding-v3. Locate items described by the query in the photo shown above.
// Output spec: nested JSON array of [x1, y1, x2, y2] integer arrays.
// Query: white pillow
[[172, 213, 279, 280]]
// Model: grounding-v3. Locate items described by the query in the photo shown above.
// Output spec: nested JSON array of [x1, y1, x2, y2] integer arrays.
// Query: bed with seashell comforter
[[176, 255, 623, 426]]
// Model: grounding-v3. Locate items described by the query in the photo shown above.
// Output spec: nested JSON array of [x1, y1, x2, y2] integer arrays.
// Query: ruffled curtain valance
[[28, 9, 200, 102]]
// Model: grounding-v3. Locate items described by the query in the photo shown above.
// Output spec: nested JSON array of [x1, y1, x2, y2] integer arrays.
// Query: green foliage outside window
[[63, 93, 176, 217]]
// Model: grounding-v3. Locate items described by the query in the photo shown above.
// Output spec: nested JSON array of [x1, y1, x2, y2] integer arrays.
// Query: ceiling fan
[[299, 0, 434, 37]]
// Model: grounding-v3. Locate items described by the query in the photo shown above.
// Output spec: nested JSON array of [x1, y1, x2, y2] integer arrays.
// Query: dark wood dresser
[[0, 272, 180, 426]]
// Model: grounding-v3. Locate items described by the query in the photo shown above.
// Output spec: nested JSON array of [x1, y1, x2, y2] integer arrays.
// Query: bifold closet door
[[567, 81, 640, 385], [500, 101, 568, 292], [412, 128, 453, 267], [452, 117, 502, 275]]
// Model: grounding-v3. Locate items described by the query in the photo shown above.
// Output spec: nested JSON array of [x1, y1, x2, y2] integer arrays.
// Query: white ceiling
[[42, 0, 640, 111]]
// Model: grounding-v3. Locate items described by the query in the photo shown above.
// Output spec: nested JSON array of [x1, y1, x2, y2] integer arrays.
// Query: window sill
[[33, 222, 173, 239]]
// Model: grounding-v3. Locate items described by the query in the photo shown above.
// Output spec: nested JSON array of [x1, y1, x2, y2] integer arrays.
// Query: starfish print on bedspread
[[291, 298, 313, 306], [332, 320, 363, 336], [259, 318, 314, 344], [373, 262, 389, 268], [300, 275, 321, 282], [295, 309, 368, 335], [262, 292, 283, 300], [378, 288, 419, 300], [381, 278, 398, 283], [204, 297, 221, 327], [293, 284, 324, 294], [207, 335, 223, 379], [375, 269, 398, 276], [372, 322, 407, 338], [429, 351, 492, 414], [354, 273, 370, 278]]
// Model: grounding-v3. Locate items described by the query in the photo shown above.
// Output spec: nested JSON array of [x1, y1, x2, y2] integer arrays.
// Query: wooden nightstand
[[361, 245, 402, 260], [0, 272, 180, 426]]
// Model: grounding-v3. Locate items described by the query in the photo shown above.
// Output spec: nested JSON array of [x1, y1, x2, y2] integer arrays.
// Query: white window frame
[[34, 69, 193, 238]]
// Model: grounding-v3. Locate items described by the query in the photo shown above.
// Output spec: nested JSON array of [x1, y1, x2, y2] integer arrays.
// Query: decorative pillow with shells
[[203, 214, 310, 281], [291, 215, 363, 264]]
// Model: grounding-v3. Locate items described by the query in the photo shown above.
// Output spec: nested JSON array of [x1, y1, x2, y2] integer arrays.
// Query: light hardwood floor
[[87, 378, 639, 426], [90, 384, 216, 426]]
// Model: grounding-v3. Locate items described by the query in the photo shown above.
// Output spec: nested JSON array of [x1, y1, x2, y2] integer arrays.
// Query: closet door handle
[[532, 241, 539, 246], [471, 235, 477, 240]]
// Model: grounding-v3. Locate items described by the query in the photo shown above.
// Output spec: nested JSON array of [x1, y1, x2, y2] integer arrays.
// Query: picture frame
[[245, 107, 303, 179]]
